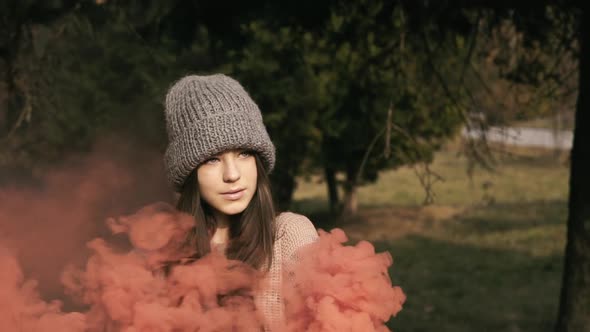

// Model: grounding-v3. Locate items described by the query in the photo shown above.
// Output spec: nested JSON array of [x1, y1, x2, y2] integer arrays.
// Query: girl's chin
[[217, 203, 249, 216]]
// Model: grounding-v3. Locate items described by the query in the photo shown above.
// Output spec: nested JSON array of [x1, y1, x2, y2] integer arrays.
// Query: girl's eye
[[239, 150, 253, 158], [203, 157, 220, 164]]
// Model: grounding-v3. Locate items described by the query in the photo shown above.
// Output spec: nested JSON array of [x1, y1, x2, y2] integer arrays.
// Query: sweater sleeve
[[275, 212, 319, 266]]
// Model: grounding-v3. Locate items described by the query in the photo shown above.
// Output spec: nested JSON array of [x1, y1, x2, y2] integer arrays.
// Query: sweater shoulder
[[275, 212, 317, 235], [275, 212, 318, 263]]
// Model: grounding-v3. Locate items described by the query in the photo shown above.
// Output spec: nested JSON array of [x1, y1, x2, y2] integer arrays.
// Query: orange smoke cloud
[[0, 200, 405, 331], [0, 247, 86, 332], [0, 139, 171, 303], [0, 141, 404, 331], [62, 202, 265, 331], [282, 229, 406, 332]]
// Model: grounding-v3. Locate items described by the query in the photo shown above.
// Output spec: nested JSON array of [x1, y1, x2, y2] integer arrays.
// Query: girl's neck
[[210, 212, 231, 245], [211, 226, 229, 246]]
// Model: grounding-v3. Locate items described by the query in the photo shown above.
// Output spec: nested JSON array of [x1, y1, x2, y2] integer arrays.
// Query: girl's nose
[[223, 158, 241, 183]]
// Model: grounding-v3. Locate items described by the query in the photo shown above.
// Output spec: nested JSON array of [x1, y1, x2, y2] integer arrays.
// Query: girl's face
[[197, 149, 258, 218]]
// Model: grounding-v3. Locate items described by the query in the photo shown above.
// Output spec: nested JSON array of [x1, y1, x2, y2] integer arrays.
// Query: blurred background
[[1, 0, 588, 331]]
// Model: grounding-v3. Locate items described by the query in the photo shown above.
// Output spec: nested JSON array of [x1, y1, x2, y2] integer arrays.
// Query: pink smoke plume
[[61, 202, 265, 331], [0, 247, 86, 332], [61, 203, 405, 331], [282, 229, 406, 332], [0, 145, 405, 331], [0, 139, 171, 304]]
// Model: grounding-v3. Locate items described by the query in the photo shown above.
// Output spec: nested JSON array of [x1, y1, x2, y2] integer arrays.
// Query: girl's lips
[[221, 188, 245, 201]]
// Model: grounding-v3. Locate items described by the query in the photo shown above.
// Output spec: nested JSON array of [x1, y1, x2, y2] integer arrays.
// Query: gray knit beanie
[[163, 74, 275, 191]]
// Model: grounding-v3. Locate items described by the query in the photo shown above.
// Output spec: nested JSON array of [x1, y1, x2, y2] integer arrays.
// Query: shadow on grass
[[293, 198, 567, 236], [289, 198, 342, 230], [379, 235, 563, 332], [450, 199, 566, 233]]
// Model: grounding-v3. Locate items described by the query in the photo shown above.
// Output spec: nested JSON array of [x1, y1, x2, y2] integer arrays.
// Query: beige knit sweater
[[255, 212, 319, 330]]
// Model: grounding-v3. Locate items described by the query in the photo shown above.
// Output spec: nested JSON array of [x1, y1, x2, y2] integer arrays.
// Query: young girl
[[162, 74, 319, 329]]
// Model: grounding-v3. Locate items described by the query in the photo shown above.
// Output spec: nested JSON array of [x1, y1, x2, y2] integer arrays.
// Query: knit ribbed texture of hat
[[164, 74, 275, 191]]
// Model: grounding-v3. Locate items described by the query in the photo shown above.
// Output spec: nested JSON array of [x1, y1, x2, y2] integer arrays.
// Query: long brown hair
[[176, 154, 276, 271]]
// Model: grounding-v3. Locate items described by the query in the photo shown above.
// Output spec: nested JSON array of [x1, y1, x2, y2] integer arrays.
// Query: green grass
[[293, 148, 569, 210], [291, 147, 569, 332]]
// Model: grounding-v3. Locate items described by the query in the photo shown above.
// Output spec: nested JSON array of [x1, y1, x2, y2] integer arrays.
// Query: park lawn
[[291, 146, 568, 332]]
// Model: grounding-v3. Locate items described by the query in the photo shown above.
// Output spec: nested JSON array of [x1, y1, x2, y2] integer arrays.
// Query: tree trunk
[[341, 166, 358, 216], [555, 6, 590, 331], [1, 43, 18, 134], [324, 166, 340, 213], [342, 184, 358, 216], [269, 166, 296, 213]]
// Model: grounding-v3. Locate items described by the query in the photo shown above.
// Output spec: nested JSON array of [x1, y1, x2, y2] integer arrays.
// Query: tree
[[308, 1, 465, 214], [230, 1, 466, 214], [555, 4, 590, 330], [0, 0, 81, 182]]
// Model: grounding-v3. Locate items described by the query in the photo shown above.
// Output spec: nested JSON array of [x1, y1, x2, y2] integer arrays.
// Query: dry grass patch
[[338, 205, 465, 242]]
